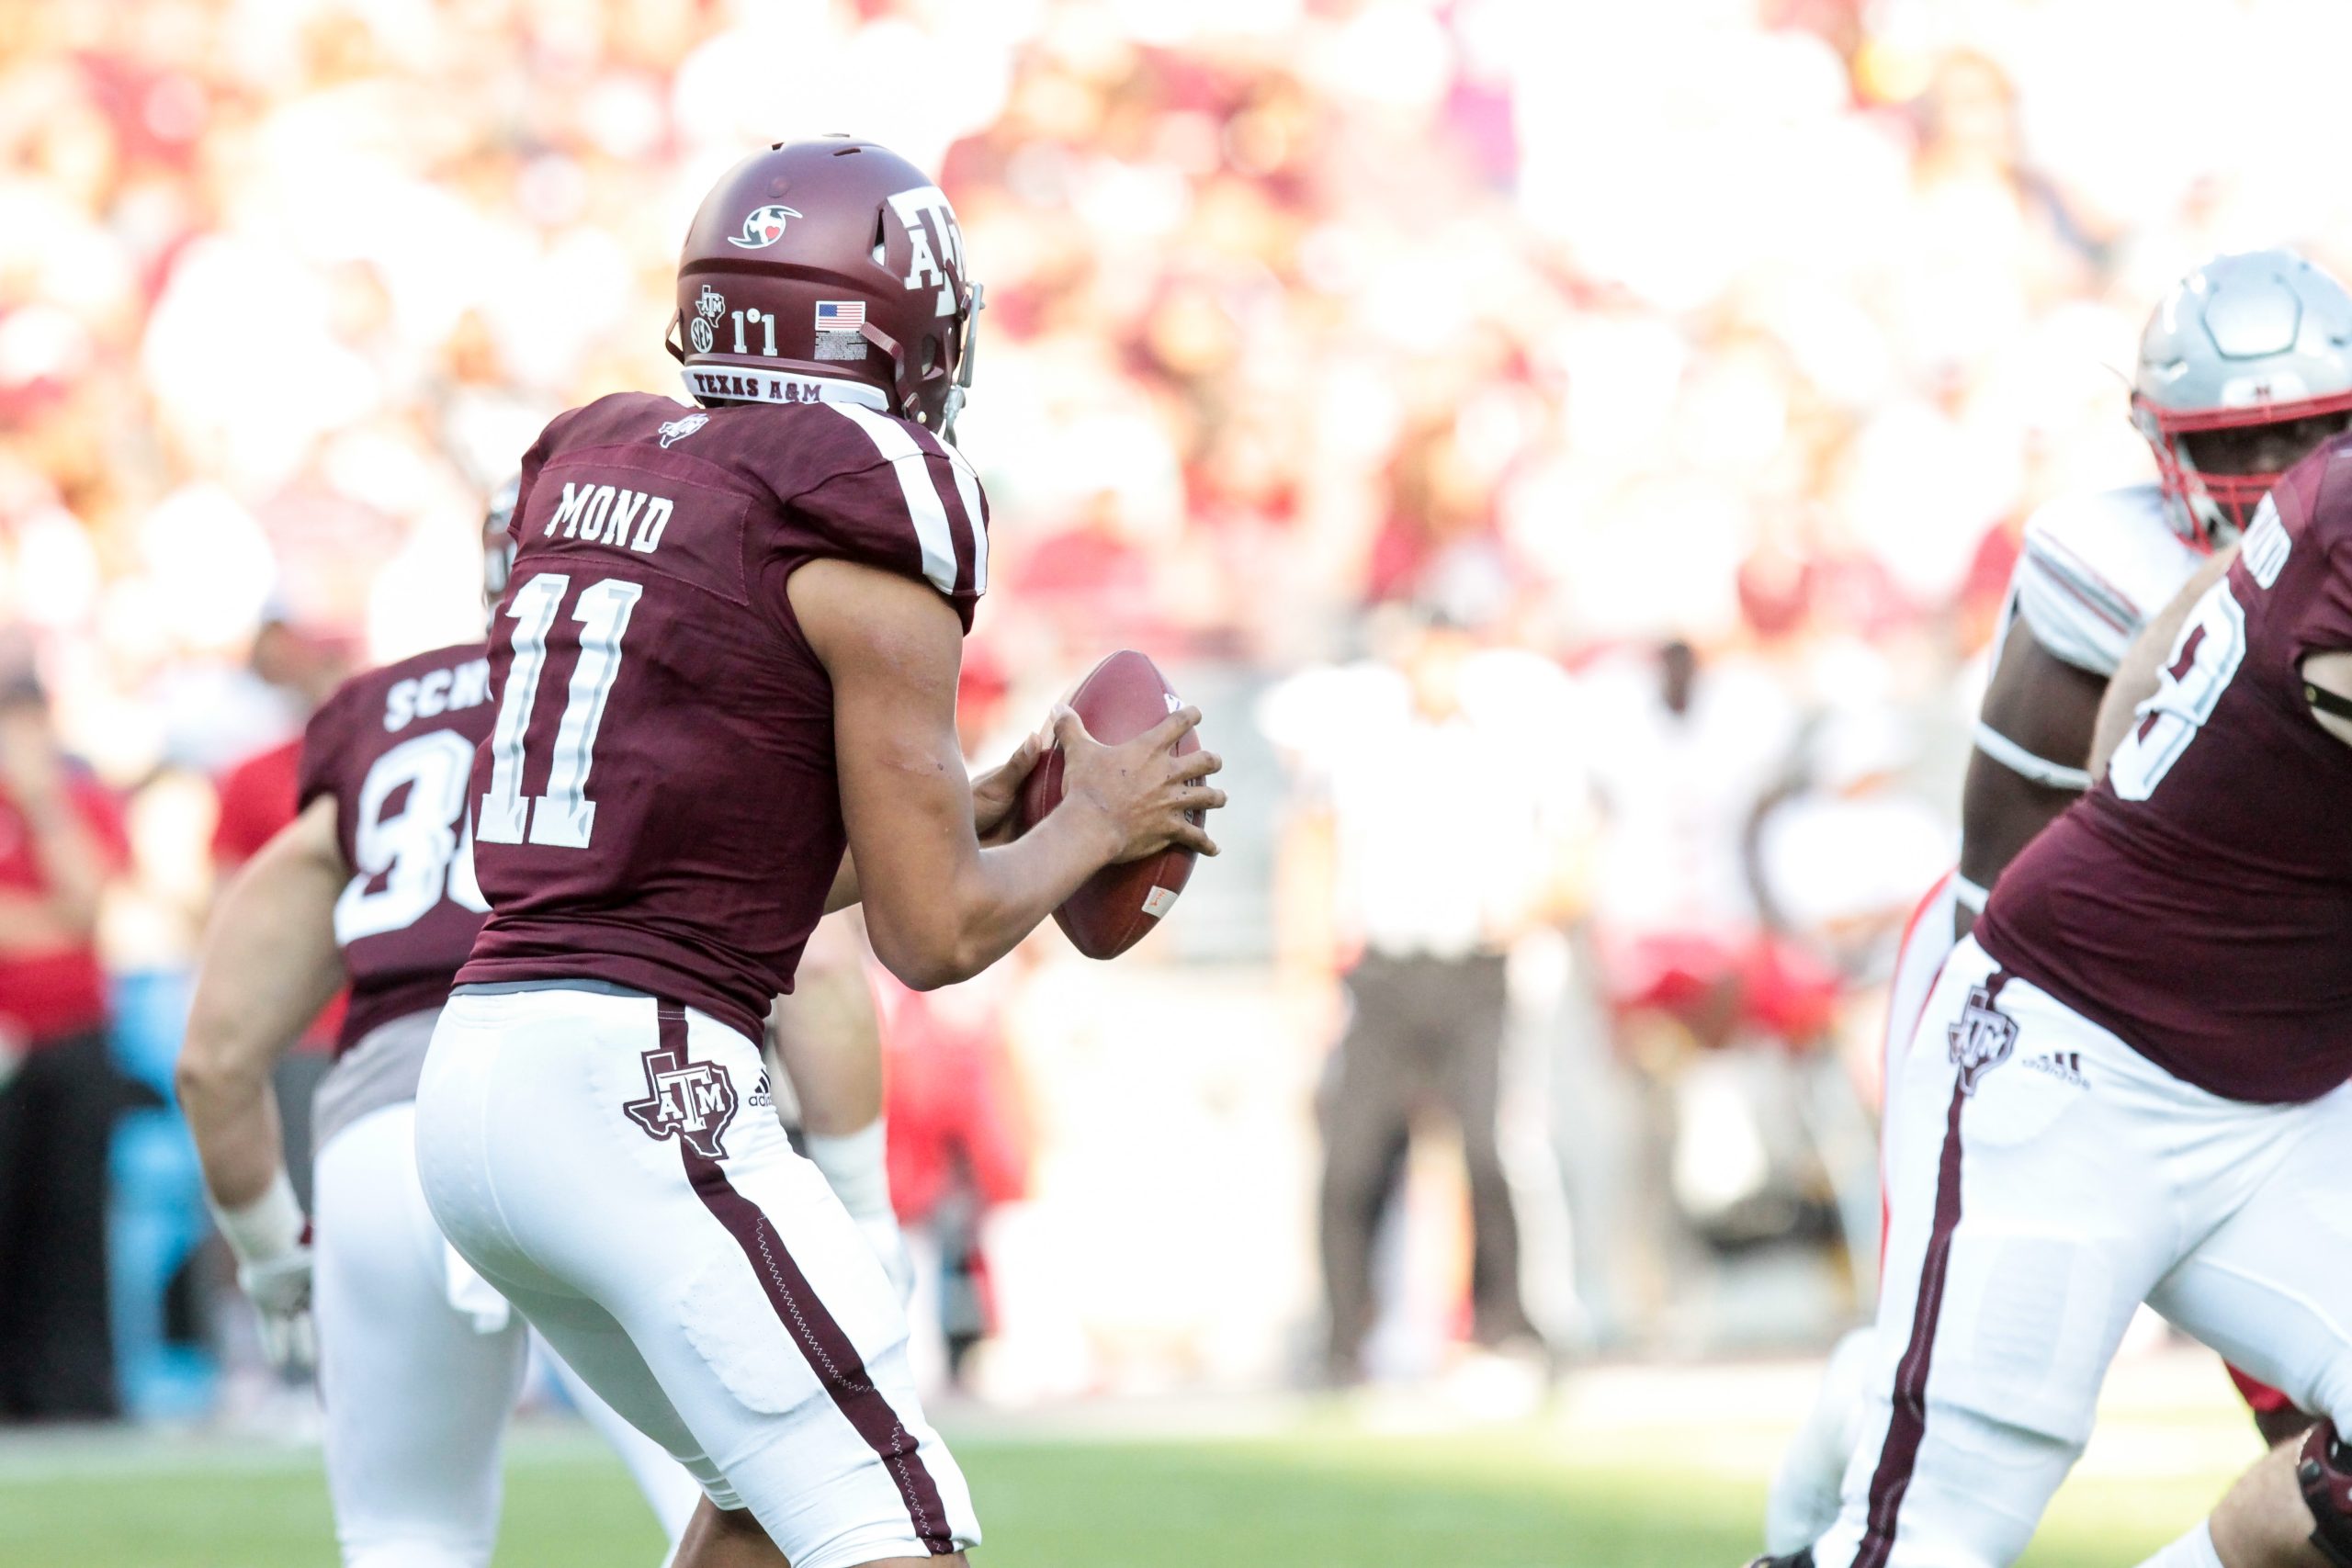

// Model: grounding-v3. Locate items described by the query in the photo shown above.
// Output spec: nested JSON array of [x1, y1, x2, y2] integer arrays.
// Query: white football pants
[[415, 986, 978, 1568], [1814, 937, 2352, 1568], [1763, 870, 1960, 1551], [1881, 871, 1962, 1114], [313, 1101, 700, 1568]]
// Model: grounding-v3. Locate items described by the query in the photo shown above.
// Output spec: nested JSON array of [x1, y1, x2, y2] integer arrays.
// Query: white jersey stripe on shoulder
[[2024, 535, 2137, 631], [831, 404, 959, 595], [942, 445, 989, 595]]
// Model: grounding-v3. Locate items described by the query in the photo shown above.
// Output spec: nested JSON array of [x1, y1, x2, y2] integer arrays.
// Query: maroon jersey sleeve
[[302, 644, 498, 1053], [763, 402, 990, 629], [2280, 457, 2352, 663], [296, 683, 363, 813], [460, 391, 987, 1038]]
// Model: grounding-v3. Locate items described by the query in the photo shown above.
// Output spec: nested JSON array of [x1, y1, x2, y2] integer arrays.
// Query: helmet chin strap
[[939, 285, 985, 446], [2182, 467, 2237, 546], [2160, 435, 2242, 547]]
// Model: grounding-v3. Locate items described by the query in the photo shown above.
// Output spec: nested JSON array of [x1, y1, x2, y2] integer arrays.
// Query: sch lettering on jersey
[[383, 658, 492, 733], [544, 481, 675, 555]]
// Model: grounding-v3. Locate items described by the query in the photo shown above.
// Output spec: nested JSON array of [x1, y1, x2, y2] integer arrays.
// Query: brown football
[[1017, 649, 1200, 960]]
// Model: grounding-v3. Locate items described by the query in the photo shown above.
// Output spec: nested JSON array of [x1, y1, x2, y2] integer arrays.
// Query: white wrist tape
[[209, 1168, 307, 1267], [804, 1118, 893, 1225], [1973, 721, 2092, 792], [1951, 874, 1990, 914]]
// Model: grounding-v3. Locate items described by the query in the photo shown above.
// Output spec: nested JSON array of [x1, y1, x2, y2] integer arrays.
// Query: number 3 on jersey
[[2108, 576, 2248, 802], [479, 571, 642, 848]]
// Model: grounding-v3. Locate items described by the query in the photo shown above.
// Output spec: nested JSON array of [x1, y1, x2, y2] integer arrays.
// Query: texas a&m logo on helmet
[[621, 1046, 740, 1159]]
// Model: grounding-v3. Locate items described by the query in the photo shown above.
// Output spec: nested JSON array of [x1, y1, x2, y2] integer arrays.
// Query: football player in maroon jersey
[[179, 483, 1049, 1566], [413, 139, 1223, 1568], [1764, 251, 2352, 1551], [1751, 439, 2352, 1568], [177, 554, 705, 1562]]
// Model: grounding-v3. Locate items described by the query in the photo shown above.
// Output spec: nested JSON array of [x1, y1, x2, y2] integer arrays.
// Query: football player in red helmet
[[414, 139, 1224, 1568]]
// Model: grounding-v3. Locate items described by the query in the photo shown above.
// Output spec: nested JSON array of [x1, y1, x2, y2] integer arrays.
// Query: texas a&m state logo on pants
[[621, 1046, 740, 1158], [1947, 981, 2018, 1096]]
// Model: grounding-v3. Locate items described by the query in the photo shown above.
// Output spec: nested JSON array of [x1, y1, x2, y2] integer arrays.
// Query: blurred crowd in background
[[5, 0, 2346, 1424]]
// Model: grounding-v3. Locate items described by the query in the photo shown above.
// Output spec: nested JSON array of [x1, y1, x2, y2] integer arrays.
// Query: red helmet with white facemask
[[667, 138, 981, 437]]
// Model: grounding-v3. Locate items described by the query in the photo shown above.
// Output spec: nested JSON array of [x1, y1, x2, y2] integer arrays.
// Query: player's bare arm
[[767, 912, 917, 1299], [792, 556, 1224, 991], [174, 791, 348, 1371], [1952, 629, 2109, 934], [176, 793, 347, 1207], [769, 916, 885, 1135], [820, 726, 1049, 915], [2091, 543, 2242, 775]]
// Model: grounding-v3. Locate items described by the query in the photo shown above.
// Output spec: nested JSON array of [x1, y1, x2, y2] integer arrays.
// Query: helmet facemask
[[933, 283, 983, 445], [2134, 390, 2352, 548], [482, 476, 519, 628]]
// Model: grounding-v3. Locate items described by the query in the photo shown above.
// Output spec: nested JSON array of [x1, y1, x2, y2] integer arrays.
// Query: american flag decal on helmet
[[815, 300, 866, 331]]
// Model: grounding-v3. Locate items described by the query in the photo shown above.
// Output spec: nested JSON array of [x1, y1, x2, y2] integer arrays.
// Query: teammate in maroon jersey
[[180, 483, 1025, 1566], [414, 140, 1224, 1568], [1751, 431, 2352, 1568], [178, 616, 704, 1565]]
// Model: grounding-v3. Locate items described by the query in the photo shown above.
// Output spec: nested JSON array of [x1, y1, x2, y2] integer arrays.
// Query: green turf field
[[0, 1392, 2255, 1568]]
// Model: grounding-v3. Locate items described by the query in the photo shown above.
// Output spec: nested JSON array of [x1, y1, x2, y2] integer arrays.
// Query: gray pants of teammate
[[1317, 952, 1532, 1379]]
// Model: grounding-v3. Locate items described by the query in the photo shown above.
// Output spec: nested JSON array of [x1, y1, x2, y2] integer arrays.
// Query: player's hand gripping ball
[[1018, 650, 1219, 959]]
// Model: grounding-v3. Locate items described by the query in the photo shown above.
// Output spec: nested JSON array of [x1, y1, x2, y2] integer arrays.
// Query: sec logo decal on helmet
[[727, 204, 802, 249], [669, 137, 981, 436]]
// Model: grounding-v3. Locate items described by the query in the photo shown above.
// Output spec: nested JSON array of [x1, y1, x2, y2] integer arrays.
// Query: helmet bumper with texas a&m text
[[668, 137, 982, 438]]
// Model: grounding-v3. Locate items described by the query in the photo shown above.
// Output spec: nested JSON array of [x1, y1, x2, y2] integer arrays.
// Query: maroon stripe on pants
[[1854, 971, 2004, 1568], [659, 1001, 956, 1555]]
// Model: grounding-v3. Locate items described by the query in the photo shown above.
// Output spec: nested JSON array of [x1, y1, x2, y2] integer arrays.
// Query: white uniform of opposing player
[[1763, 490, 2202, 1552], [1877, 483, 2203, 1105]]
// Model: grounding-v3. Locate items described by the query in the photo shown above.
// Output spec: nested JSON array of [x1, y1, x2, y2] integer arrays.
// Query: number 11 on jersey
[[479, 570, 643, 849]]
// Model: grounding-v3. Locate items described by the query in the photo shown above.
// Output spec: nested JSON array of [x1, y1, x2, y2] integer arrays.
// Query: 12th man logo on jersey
[[726, 204, 801, 249], [622, 1046, 740, 1158], [1948, 984, 2018, 1095]]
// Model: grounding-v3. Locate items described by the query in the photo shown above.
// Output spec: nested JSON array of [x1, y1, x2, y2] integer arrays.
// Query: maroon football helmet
[[669, 138, 981, 435]]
